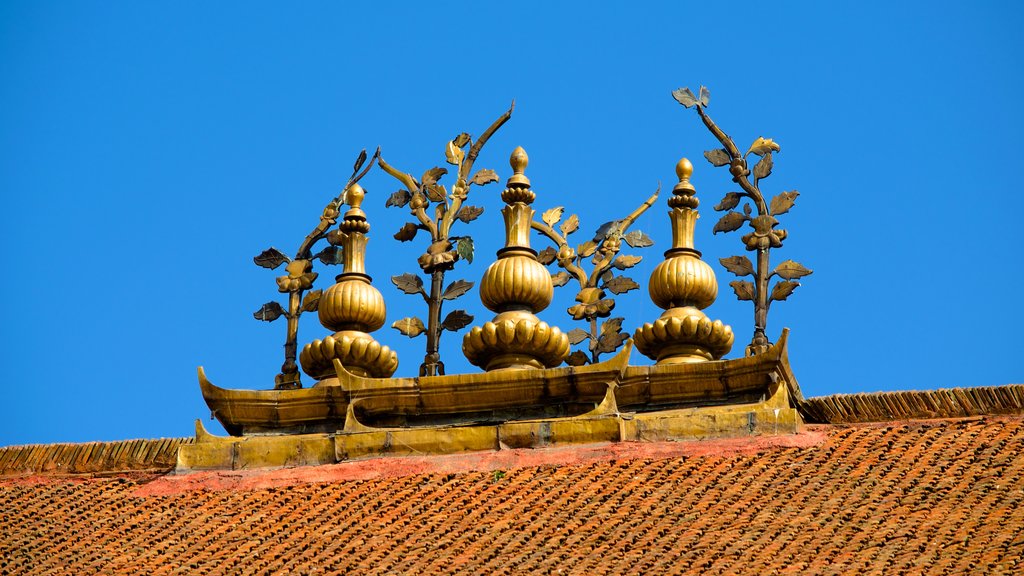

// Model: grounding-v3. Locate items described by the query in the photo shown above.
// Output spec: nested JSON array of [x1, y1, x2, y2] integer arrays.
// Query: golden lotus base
[[176, 381, 799, 472]]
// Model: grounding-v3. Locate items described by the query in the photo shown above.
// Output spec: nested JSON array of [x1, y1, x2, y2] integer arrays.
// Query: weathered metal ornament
[[634, 158, 734, 363]]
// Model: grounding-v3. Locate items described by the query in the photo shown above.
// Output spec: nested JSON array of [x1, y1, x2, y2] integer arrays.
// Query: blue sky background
[[2, 1, 1021, 445]]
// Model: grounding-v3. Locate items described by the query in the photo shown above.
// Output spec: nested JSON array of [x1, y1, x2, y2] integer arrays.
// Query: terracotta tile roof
[[3, 417, 1023, 575], [802, 384, 1024, 423], [0, 437, 189, 477]]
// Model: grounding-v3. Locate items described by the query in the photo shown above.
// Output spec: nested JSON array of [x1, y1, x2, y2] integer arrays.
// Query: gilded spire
[[300, 184, 398, 380], [463, 147, 569, 371], [634, 158, 733, 363]]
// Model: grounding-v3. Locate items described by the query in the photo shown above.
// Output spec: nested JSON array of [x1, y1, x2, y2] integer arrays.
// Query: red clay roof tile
[[2, 417, 1023, 574]]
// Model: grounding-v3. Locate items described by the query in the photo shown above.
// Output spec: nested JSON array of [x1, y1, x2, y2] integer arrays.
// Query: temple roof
[[3, 409, 1023, 574]]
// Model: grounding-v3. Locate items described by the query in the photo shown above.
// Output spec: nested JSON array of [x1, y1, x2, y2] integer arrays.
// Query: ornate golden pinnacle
[[300, 183, 399, 380], [634, 158, 734, 364], [463, 147, 570, 371]]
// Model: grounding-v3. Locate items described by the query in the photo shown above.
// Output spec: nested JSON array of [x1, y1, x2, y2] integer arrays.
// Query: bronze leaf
[[770, 281, 800, 302], [598, 331, 628, 354], [352, 149, 368, 174], [391, 273, 425, 296], [551, 271, 571, 287], [704, 148, 731, 167], [425, 184, 447, 203], [753, 152, 773, 181], [542, 206, 564, 227], [769, 191, 800, 216], [254, 247, 290, 270], [603, 276, 640, 295], [567, 328, 590, 345], [773, 260, 813, 280], [394, 222, 420, 242], [611, 254, 642, 270], [601, 317, 624, 336], [456, 236, 474, 264], [714, 192, 743, 212], [713, 212, 747, 234], [253, 301, 286, 322], [455, 205, 484, 223], [729, 280, 755, 301], [421, 166, 447, 187], [720, 255, 755, 277], [698, 85, 710, 107], [445, 140, 465, 166], [593, 220, 623, 241], [560, 214, 580, 236], [452, 132, 471, 148], [672, 87, 698, 108], [300, 289, 322, 313], [441, 279, 474, 301], [385, 189, 411, 208], [745, 137, 781, 157], [469, 169, 499, 186], [577, 240, 598, 258], [315, 245, 344, 266], [392, 317, 426, 338], [565, 350, 589, 366], [623, 230, 654, 248], [537, 246, 558, 265], [440, 309, 473, 332]]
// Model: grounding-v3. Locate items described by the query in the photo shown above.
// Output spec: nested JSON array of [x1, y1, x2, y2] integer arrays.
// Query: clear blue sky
[[2, 1, 1021, 445]]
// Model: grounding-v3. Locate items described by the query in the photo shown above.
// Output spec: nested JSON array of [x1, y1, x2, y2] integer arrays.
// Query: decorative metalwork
[[532, 188, 659, 365], [252, 149, 379, 389], [634, 158, 734, 363], [672, 86, 812, 356], [299, 182, 399, 382], [378, 105, 513, 376], [462, 147, 571, 371]]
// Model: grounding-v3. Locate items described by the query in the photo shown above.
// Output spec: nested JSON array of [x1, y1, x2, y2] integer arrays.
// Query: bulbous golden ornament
[[318, 278, 387, 333], [635, 157, 733, 364], [463, 313, 569, 371], [300, 330, 398, 379], [648, 255, 718, 310], [478, 254, 554, 313]]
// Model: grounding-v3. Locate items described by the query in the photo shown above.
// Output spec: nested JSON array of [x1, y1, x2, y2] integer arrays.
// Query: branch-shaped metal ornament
[[379, 104, 513, 376], [531, 188, 659, 365], [672, 86, 812, 355], [252, 148, 380, 389]]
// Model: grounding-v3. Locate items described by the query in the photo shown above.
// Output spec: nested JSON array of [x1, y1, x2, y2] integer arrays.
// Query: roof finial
[[344, 183, 367, 221], [508, 146, 530, 188]]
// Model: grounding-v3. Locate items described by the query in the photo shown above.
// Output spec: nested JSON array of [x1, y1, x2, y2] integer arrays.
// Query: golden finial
[[464, 146, 569, 371], [502, 146, 536, 205], [634, 158, 732, 364], [674, 158, 695, 194], [300, 180, 397, 380], [670, 157, 698, 209], [507, 146, 530, 188], [344, 183, 367, 220]]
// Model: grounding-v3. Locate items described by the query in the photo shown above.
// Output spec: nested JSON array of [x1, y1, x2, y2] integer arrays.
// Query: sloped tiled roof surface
[[3, 417, 1023, 575], [802, 384, 1024, 423]]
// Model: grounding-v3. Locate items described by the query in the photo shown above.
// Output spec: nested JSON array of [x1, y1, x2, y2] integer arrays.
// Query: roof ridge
[[0, 436, 192, 477], [801, 383, 1024, 423]]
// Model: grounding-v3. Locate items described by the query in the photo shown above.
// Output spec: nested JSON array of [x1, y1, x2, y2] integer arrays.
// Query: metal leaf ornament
[[673, 84, 812, 355], [379, 104, 513, 376], [531, 187, 659, 365]]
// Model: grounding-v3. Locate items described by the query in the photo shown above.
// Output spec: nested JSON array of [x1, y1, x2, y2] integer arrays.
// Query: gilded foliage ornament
[[532, 189, 659, 365], [379, 105, 513, 376], [673, 85, 812, 355]]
